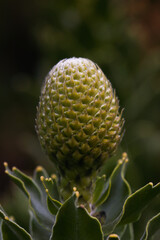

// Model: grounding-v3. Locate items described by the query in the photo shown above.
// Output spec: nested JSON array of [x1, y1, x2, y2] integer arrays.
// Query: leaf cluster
[[0, 153, 160, 240]]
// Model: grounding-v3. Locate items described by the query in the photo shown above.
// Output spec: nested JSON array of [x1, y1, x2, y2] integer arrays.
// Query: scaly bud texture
[[36, 57, 124, 201]]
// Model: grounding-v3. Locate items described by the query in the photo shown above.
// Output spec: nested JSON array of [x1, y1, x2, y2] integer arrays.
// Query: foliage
[[0, 152, 159, 239]]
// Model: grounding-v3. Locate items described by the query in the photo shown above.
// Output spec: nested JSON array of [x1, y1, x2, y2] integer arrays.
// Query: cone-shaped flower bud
[[36, 57, 124, 202]]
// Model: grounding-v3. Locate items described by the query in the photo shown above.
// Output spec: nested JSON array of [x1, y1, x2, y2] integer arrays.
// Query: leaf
[[94, 153, 131, 208], [33, 167, 60, 202], [51, 194, 103, 240], [50, 175, 61, 202], [121, 224, 134, 240], [40, 176, 62, 215], [111, 225, 126, 239], [33, 166, 49, 198], [140, 212, 160, 240], [29, 210, 51, 240], [41, 176, 61, 203], [4, 163, 54, 230], [92, 175, 107, 205], [0, 208, 32, 240], [119, 182, 160, 225], [47, 197, 62, 216], [98, 157, 131, 235], [33, 166, 61, 215], [0, 219, 3, 240]]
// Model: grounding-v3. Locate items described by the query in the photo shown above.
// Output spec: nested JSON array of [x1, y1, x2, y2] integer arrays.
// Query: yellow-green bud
[[36, 57, 124, 200]]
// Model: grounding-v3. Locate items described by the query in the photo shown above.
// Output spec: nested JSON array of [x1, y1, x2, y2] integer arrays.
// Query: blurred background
[[0, 0, 160, 238]]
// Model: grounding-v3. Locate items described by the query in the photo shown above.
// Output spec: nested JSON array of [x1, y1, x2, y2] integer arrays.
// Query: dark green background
[[0, 0, 160, 238]]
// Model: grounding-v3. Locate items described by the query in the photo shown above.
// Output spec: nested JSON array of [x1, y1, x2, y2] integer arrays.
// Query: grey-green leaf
[[119, 182, 160, 225], [121, 224, 134, 240], [51, 194, 103, 240], [140, 212, 160, 240], [0, 209, 32, 240], [92, 175, 107, 205], [0, 218, 3, 240], [99, 158, 131, 235], [29, 210, 51, 240], [33, 166, 49, 198], [4, 163, 54, 230], [94, 154, 131, 208], [47, 197, 62, 216], [40, 176, 62, 215], [41, 176, 61, 203]]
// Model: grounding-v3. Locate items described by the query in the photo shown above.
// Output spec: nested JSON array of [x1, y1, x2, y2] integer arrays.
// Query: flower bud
[[36, 57, 124, 201]]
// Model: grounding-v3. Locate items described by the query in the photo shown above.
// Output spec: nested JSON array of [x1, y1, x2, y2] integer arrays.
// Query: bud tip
[[75, 191, 80, 198], [3, 162, 8, 167], [118, 159, 123, 164], [149, 182, 153, 187], [107, 233, 120, 240], [122, 152, 128, 159], [125, 158, 129, 163], [36, 166, 43, 172], [73, 187, 77, 192], [51, 174, 57, 180], [40, 176, 44, 182]]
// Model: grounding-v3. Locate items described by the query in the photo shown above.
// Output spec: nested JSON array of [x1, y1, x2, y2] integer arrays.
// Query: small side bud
[[51, 174, 57, 180], [149, 182, 153, 187], [3, 162, 8, 167], [75, 191, 80, 198], [73, 187, 77, 192], [125, 158, 129, 163], [35, 166, 43, 172], [40, 176, 44, 182], [122, 152, 127, 159], [118, 159, 123, 164], [107, 234, 120, 240]]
